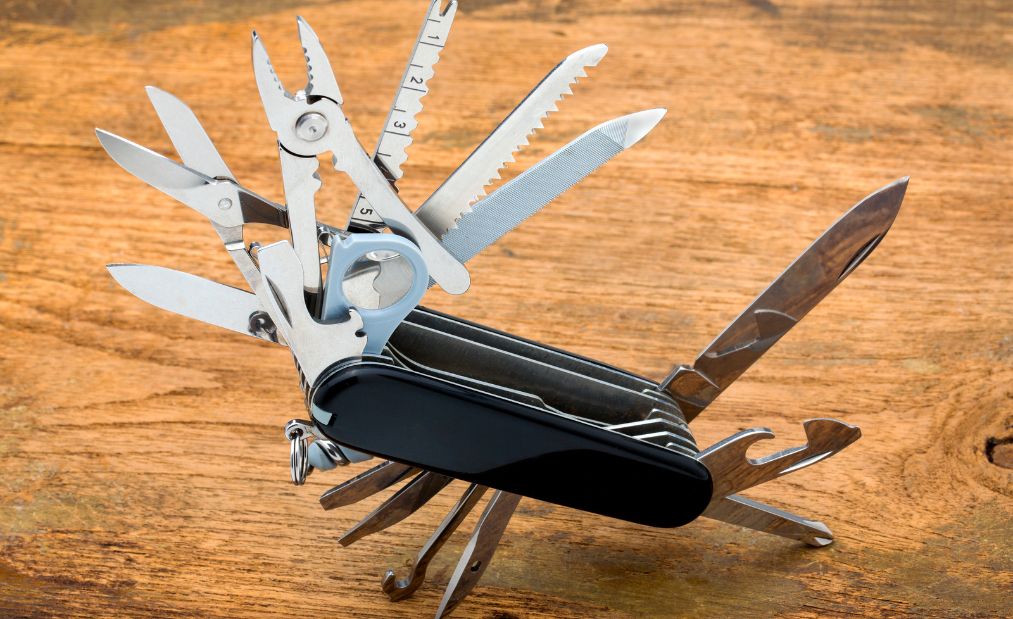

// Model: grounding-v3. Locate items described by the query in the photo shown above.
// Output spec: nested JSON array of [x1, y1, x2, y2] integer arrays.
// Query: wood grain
[[1, 1, 1010, 617]]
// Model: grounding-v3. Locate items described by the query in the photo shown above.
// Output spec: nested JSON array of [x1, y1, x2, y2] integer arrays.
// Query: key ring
[[286, 419, 313, 485]]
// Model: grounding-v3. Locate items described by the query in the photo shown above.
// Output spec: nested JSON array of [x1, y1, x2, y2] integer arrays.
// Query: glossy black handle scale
[[311, 362, 712, 528]]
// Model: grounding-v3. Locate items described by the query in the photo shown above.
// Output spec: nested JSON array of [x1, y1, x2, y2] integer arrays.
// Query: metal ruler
[[348, 0, 458, 232]]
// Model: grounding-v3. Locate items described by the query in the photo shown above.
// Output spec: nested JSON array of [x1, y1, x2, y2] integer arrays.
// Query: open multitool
[[98, 4, 908, 616]]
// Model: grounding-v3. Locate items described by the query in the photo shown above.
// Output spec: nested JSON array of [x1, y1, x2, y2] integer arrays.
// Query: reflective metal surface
[[251, 20, 471, 295], [381, 483, 488, 601], [416, 43, 608, 237], [436, 491, 522, 618], [349, 0, 458, 232], [106, 264, 275, 342], [696, 419, 862, 501], [703, 495, 834, 548], [254, 241, 366, 388], [320, 461, 417, 511], [663, 178, 908, 420], [439, 109, 666, 264], [338, 472, 453, 547]]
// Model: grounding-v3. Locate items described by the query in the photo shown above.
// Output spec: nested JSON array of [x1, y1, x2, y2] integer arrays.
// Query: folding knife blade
[[439, 108, 665, 263], [106, 264, 278, 343], [662, 178, 909, 420], [95, 129, 284, 229], [145, 86, 233, 180], [416, 43, 608, 237], [349, 0, 458, 232]]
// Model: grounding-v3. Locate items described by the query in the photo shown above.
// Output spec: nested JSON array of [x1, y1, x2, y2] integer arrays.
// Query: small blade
[[438, 108, 665, 263], [296, 16, 342, 102], [319, 461, 418, 510], [145, 86, 233, 180], [338, 471, 453, 546], [416, 43, 609, 237], [106, 264, 276, 342], [662, 178, 909, 420]]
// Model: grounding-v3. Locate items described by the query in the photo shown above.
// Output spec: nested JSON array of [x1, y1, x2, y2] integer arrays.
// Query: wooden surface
[[1, 1, 1011, 617]]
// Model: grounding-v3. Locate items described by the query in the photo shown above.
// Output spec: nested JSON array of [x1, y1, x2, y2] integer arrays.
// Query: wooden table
[[1, 1, 1010, 616]]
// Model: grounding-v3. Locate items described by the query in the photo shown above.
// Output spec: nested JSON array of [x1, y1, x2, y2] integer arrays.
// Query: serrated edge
[[439, 74, 588, 235], [423, 47, 605, 237]]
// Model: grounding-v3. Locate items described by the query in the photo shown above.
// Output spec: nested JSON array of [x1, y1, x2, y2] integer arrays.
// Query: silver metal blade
[[703, 495, 834, 547], [96, 129, 284, 229], [145, 86, 234, 180], [661, 178, 908, 421], [107, 264, 276, 342], [438, 108, 665, 263], [319, 461, 418, 510], [97, 128, 209, 197], [338, 471, 453, 547], [348, 0, 458, 231], [416, 43, 608, 237]]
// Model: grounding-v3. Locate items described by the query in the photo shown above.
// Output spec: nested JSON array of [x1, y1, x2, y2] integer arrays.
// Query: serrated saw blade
[[415, 43, 608, 237]]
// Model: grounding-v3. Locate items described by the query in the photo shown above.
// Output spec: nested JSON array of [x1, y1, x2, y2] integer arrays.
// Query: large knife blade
[[661, 178, 909, 421], [415, 43, 608, 237], [107, 264, 278, 343], [439, 108, 665, 263]]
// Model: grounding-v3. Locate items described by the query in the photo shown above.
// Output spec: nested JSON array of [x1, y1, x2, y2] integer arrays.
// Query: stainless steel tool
[[348, 0, 459, 232], [98, 7, 908, 617], [661, 178, 908, 420], [252, 18, 469, 296], [415, 43, 608, 237]]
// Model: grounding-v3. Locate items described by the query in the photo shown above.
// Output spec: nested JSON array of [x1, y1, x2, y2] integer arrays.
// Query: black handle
[[311, 362, 712, 528]]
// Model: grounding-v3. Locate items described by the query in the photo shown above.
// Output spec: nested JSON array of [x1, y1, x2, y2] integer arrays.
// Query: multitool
[[98, 2, 908, 615]]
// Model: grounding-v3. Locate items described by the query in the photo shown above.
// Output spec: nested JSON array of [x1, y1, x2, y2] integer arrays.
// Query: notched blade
[[296, 16, 342, 102], [416, 43, 609, 237], [251, 31, 293, 133]]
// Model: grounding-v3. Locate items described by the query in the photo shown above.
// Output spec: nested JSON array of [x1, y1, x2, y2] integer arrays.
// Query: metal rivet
[[217, 198, 233, 210], [296, 112, 328, 142]]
